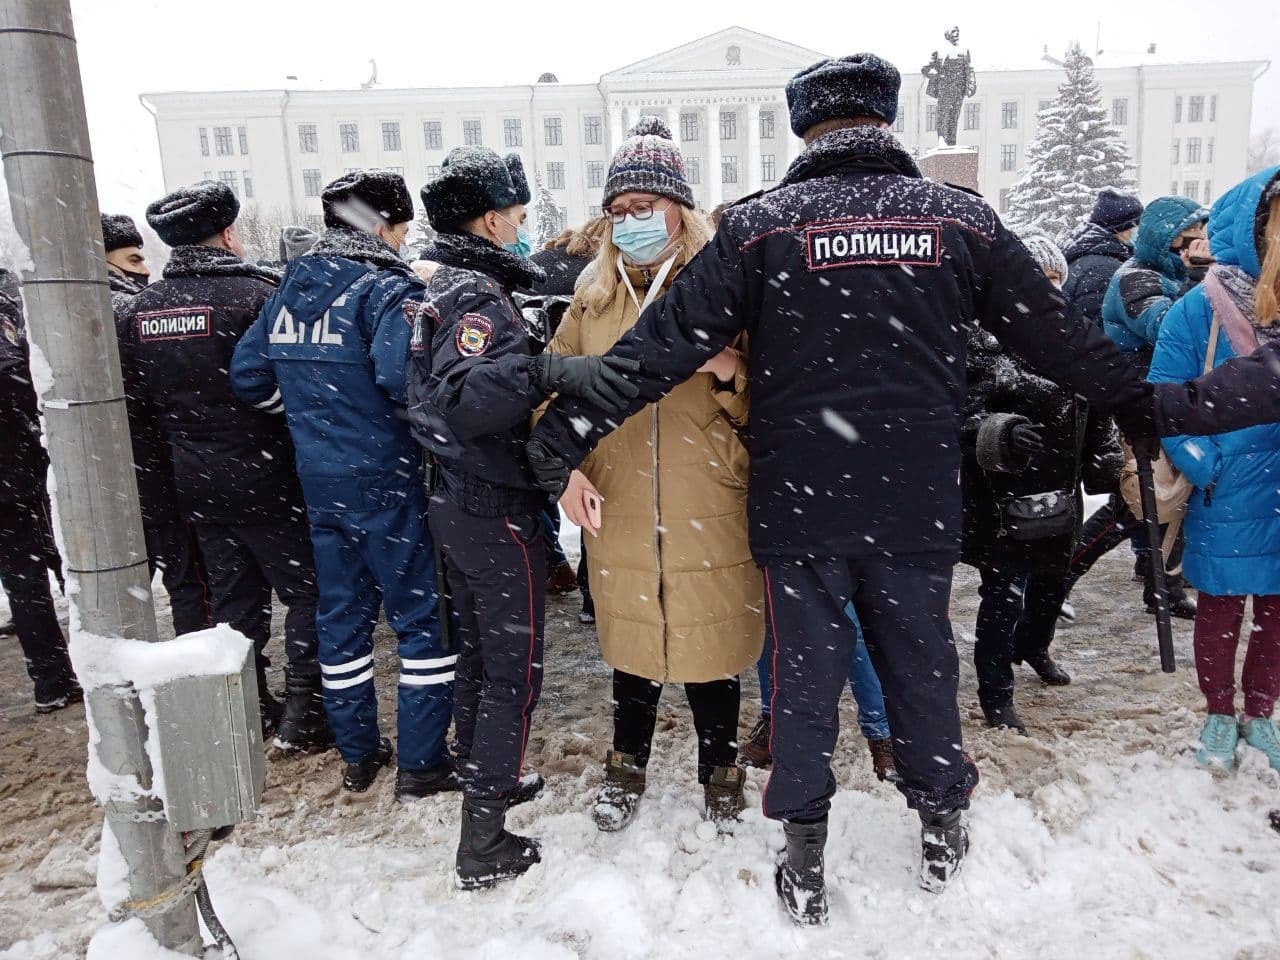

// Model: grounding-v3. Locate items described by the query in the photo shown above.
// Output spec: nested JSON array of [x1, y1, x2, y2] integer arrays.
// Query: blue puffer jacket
[[1103, 196, 1208, 358], [1148, 165, 1280, 597], [230, 228, 426, 514]]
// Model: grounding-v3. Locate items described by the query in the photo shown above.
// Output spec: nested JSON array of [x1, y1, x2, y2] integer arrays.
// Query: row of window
[[920, 97, 1132, 135], [1173, 179, 1213, 204], [1171, 136, 1215, 165], [204, 170, 255, 199], [198, 126, 250, 158], [1175, 95, 1218, 124]]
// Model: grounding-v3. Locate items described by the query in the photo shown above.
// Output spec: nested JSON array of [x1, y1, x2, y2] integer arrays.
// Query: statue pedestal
[[918, 145, 980, 193]]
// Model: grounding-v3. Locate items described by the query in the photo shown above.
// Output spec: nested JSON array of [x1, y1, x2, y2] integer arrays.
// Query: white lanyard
[[616, 253, 677, 315]]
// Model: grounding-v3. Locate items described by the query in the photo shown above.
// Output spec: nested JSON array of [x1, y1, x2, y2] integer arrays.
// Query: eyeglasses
[[1171, 234, 1206, 252], [604, 199, 669, 224]]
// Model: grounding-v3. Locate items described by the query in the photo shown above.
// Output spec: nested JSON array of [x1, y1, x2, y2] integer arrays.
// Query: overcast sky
[[65, 0, 1280, 216]]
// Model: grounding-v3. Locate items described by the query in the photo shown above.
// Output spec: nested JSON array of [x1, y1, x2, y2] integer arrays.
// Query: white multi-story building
[[142, 27, 1267, 233]]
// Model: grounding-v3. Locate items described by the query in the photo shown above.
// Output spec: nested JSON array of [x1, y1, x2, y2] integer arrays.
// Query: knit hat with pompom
[[603, 116, 693, 209]]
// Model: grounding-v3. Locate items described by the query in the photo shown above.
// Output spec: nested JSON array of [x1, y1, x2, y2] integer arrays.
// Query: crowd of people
[[3, 49, 1280, 923]]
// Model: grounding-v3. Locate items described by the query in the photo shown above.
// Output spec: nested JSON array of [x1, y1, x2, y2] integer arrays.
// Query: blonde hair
[[1256, 194, 1280, 327], [581, 205, 713, 314]]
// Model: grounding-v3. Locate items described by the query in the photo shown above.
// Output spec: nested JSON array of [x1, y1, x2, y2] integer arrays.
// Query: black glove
[[535, 354, 642, 415], [526, 438, 571, 495], [1010, 422, 1045, 455], [1112, 381, 1159, 451]]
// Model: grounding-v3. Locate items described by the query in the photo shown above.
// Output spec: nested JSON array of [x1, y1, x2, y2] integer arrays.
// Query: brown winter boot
[[867, 737, 898, 783], [739, 715, 773, 769], [546, 562, 578, 596], [704, 764, 746, 833], [592, 750, 646, 832]]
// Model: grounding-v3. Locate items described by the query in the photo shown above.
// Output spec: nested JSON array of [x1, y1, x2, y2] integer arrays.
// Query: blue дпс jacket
[[1148, 165, 1280, 597], [1103, 195, 1208, 360], [230, 228, 426, 513]]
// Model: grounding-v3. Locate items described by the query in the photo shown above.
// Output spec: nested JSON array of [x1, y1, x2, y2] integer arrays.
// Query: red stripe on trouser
[[1069, 518, 1122, 569], [504, 517, 538, 794], [762, 567, 782, 815]]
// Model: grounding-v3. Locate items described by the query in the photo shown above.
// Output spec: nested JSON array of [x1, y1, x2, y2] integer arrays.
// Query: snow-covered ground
[[2, 531, 1278, 959]]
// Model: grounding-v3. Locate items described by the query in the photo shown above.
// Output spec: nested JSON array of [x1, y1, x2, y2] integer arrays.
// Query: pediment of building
[[602, 27, 826, 81]]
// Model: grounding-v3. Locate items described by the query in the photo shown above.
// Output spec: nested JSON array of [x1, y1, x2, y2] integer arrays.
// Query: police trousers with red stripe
[[760, 554, 978, 822], [428, 494, 545, 803]]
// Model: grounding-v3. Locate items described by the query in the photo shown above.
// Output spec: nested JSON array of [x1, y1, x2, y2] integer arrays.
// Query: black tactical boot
[[982, 700, 1028, 736], [453, 756, 546, 810], [1143, 571, 1197, 620], [455, 798, 541, 890], [343, 737, 394, 793], [274, 678, 335, 754], [1021, 651, 1071, 686], [394, 759, 462, 803], [592, 750, 646, 832], [775, 817, 829, 926], [703, 764, 746, 833], [919, 808, 969, 893]]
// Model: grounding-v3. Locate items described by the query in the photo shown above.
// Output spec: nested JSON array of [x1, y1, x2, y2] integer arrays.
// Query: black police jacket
[[407, 231, 548, 517], [117, 245, 305, 526], [0, 291, 49, 506], [532, 126, 1146, 563]]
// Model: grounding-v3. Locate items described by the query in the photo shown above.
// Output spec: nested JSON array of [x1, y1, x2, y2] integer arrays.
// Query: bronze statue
[[921, 27, 977, 147]]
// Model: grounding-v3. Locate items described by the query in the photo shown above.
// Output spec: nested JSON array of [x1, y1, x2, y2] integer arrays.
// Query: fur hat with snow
[[785, 53, 901, 137], [145, 180, 239, 247], [321, 170, 415, 230], [1020, 233, 1069, 283], [603, 119, 695, 209], [421, 148, 531, 233], [100, 214, 143, 253]]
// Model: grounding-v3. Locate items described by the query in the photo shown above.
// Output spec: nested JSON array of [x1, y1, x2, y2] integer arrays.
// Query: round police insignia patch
[[456, 314, 494, 357]]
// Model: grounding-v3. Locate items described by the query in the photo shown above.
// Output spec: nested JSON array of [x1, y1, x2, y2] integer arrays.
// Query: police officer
[[102, 213, 213, 639], [231, 170, 456, 798], [528, 54, 1151, 924], [409, 147, 637, 889], [0, 277, 79, 713], [118, 181, 329, 749]]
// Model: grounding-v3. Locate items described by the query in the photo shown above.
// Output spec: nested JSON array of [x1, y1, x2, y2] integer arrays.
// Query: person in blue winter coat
[[1149, 165, 1280, 776], [1103, 195, 1210, 368], [231, 170, 457, 800]]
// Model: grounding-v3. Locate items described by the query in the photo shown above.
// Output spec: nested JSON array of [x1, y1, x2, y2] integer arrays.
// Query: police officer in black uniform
[[118, 181, 330, 750], [528, 55, 1151, 924], [408, 147, 637, 889], [0, 276, 79, 713], [102, 213, 212, 639]]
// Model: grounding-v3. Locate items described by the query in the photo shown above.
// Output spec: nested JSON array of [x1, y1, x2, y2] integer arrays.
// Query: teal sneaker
[[1240, 716, 1280, 772], [1195, 714, 1240, 773]]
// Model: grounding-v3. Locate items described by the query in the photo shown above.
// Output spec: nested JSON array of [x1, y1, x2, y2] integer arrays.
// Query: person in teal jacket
[[1103, 195, 1209, 368], [1148, 165, 1280, 776]]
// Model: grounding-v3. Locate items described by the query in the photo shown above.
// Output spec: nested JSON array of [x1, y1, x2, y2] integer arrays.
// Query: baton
[[1135, 451, 1176, 673]]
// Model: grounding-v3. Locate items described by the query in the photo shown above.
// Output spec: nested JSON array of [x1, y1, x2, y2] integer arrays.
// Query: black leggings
[[612, 669, 740, 784]]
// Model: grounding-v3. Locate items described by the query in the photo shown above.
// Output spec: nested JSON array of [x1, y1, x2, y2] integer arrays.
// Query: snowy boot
[[1021, 651, 1070, 686], [274, 677, 335, 754], [867, 737, 898, 782], [1195, 714, 1240, 774], [343, 737, 394, 793], [1240, 716, 1280, 773], [704, 764, 746, 833], [394, 759, 462, 803], [739, 715, 773, 769], [592, 750, 646, 832], [982, 700, 1028, 736], [1269, 810, 1280, 834], [775, 817, 829, 926], [1143, 572, 1197, 620], [455, 798, 541, 890], [919, 808, 969, 893]]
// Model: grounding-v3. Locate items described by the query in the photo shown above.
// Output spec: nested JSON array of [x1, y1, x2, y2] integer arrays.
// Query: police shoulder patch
[[455, 313, 494, 357], [805, 219, 942, 272]]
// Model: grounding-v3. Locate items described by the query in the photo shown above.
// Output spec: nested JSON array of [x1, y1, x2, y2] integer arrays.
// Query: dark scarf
[[431, 231, 545, 292], [309, 227, 406, 272], [778, 125, 922, 190], [162, 245, 281, 285], [108, 271, 146, 297]]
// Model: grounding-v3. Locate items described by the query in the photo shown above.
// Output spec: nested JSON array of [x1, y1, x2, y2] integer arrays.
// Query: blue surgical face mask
[[496, 213, 532, 258], [612, 213, 671, 265]]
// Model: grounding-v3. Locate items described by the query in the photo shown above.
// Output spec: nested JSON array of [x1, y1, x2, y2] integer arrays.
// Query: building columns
[[608, 105, 624, 155], [746, 100, 762, 193], [705, 103, 722, 210]]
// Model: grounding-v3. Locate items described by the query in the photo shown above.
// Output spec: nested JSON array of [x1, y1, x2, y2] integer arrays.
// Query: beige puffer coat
[[544, 257, 763, 682]]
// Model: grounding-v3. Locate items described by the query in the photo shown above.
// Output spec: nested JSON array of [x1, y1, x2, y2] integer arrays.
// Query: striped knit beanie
[[1020, 233, 1069, 283], [603, 116, 694, 209]]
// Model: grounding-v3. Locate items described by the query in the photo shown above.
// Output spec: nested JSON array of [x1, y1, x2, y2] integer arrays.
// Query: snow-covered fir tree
[[534, 175, 561, 247], [1004, 43, 1135, 240]]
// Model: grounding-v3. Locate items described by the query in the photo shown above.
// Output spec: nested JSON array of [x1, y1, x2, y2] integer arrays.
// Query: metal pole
[[0, 1, 200, 952]]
